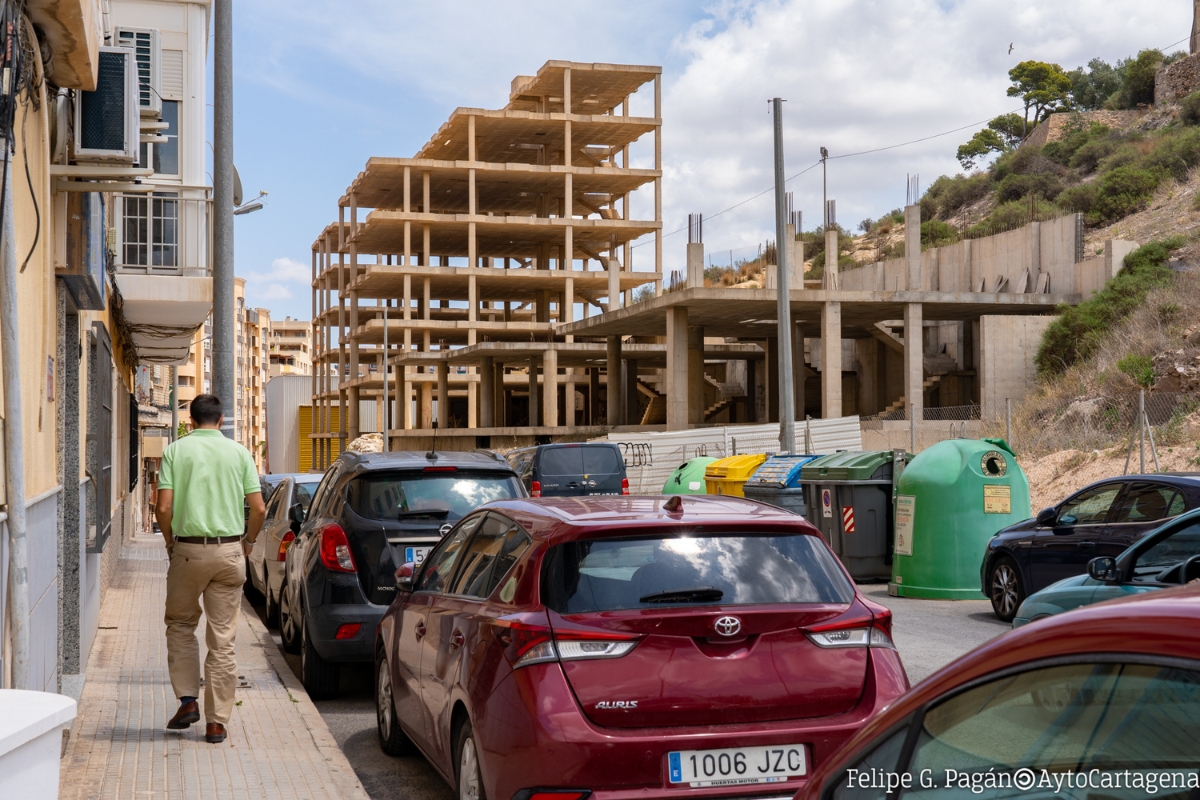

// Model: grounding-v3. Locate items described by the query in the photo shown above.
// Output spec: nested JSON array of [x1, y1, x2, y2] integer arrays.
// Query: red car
[[793, 584, 1200, 800], [374, 495, 909, 800]]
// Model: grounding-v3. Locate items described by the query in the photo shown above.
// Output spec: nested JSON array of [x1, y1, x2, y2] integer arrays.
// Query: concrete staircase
[[881, 374, 944, 416], [637, 379, 666, 425]]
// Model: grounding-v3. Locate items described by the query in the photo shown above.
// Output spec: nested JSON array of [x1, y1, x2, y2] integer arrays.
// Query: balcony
[[112, 191, 212, 365]]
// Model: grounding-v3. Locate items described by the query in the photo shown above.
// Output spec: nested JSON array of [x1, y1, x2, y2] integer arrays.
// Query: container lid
[[704, 453, 768, 480], [0, 690, 77, 758], [745, 454, 822, 488], [800, 450, 905, 482]]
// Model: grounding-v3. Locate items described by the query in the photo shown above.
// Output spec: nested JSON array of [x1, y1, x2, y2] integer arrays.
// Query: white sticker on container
[[894, 495, 916, 557]]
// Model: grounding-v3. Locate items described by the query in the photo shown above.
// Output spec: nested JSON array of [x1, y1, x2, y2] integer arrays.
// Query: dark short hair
[[190, 394, 223, 425]]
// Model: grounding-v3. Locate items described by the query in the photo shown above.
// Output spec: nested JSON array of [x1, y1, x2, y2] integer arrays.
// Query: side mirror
[[1087, 556, 1119, 582], [1036, 507, 1057, 527], [288, 503, 305, 534], [395, 561, 416, 593]]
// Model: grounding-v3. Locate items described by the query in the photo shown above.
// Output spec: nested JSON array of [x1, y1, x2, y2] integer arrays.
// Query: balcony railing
[[112, 191, 212, 277]]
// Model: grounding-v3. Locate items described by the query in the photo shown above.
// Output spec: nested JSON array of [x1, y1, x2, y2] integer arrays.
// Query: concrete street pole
[[171, 366, 179, 441], [771, 98, 796, 453], [212, 0, 235, 437]]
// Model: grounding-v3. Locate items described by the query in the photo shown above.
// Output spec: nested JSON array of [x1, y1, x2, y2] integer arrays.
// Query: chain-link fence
[[863, 404, 982, 423], [1004, 391, 1200, 458]]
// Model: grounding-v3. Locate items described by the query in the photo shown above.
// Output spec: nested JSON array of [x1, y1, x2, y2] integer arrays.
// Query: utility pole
[[212, 0, 235, 437], [772, 98, 796, 453], [820, 146, 829, 230]]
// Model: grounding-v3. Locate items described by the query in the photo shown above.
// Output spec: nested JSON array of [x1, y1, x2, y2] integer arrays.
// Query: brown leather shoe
[[166, 700, 200, 730], [205, 723, 227, 744]]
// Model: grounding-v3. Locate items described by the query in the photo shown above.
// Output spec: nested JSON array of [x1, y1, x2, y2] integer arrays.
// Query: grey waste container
[[741, 454, 822, 516], [800, 450, 910, 580]]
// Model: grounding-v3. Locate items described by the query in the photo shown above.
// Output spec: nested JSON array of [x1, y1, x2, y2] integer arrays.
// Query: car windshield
[[541, 533, 854, 613], [1133, 520, 1200, 572], [346, 470, 522, 521]]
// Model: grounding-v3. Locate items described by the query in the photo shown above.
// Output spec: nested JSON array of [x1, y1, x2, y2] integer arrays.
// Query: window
[[415, 515, 484, 594], [541, 533, 854, 614], [121, 192, 178, 268], [448, 515, 531, 599], [154, 100, 180, 175], [1056, 484, 1121, 526], [582, 445, 622, 474], [1109, 483, 1182, 523], [345, 470, 522, 522], [830, 726, 911, 800], [908, 662, 1200, 780], [1134, 521, 1200, 573], [263, 485, 284, 520]]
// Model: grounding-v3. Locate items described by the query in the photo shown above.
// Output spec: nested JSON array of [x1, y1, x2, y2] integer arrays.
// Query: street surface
[[251, 585, 1007, 800]]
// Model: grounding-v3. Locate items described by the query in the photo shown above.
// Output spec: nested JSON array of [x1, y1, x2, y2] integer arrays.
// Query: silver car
[[246, 474, 322, 626]]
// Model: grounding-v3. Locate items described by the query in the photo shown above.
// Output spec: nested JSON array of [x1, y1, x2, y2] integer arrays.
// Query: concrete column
[[528, 356, 540, 426], [904, 302, 923, 423], [905, 204, 921, 290], [494, 362, 506, 427], [1030, 220, 1041, 290], [792, 322, 806, 420], [765, 337, 780, 423], [606, 336, 623, 425], [785, 222, 799, 286], [543, 348, 559, 427], [626, 359, 640, 426], [688, 326, 705, 424], [608, 258, 621, 311], [665, 306, 689, 430], [823, 229, 838, 290], [437, 361, 449, 428], [746, 358, 759, 422], [686, 243, 704, 288], [480, 356, 495, 427], [821, 301, 842, 419], [589, 367, 600, 424], [857, 338, 880, 416]]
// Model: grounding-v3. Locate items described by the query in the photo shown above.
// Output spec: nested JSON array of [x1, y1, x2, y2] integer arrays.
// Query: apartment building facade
[[269, 316, 313, 377]]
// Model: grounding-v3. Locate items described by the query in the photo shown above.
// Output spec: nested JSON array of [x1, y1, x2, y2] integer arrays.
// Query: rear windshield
[[347, 471, 522, 522], [540, 445, 622, 476], [541, 533, 854, 613], [294, 482, 317, 513]]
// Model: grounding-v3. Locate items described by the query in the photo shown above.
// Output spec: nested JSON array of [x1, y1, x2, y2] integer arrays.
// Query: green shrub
[[921, 173, 992, 220], [1036, 238, 1183, 376], [1182, 91, 1200, 126], [996, 172, 1065, 203], [1095, 144, 1141, 173], [920, 220, 959, 249], [1069, 136, 1121, 173], [1140, 128, 1200, 180], [1117, 353, 1156, 387], [967, 199, 1064, 237], [1087, 165, 1163, 224], [1057, 182, 1100, 213]]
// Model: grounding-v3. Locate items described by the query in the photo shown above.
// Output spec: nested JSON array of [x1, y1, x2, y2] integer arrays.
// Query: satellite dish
[[233, 164, 244, 207]]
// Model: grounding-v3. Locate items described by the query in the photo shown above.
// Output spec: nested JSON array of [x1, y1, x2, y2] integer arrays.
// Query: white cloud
[[243, 257, 310, 305]]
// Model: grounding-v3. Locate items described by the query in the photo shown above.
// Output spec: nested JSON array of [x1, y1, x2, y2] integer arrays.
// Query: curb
[[241, 597, 372, 800]]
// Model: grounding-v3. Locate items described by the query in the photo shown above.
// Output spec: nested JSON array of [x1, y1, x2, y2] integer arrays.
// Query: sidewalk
[[59, 533, 371, 799]]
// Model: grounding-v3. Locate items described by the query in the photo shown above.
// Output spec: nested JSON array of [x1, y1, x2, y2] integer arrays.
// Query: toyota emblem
[[714, 616, 742, 637]]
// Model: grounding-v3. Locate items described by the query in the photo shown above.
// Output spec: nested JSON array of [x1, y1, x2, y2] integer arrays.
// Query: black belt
[[174, 535, 242, 545]]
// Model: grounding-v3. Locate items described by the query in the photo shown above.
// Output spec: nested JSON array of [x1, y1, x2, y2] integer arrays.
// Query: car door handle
[[414, 621, 426, 640], [449, 630, 465, 650]]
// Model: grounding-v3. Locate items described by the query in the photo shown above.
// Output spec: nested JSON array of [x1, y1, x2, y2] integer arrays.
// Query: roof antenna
[[664, 495, 683, 514], [426, 420, 438, 461]]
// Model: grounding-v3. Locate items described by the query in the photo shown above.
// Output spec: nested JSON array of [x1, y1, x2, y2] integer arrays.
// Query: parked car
[[245, 474, 323, 626], [374, 495, 909, 800], [1012, 507, 1200, 627], [259, 472, 296, 502], [981, 474, 1200, 621], [505, 442, 628, 497], [281, 450, 524, 698], [791, 584, 1200, 800]]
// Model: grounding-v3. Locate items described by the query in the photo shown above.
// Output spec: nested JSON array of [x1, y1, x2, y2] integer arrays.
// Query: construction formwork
[[308, 61, 663, 467]]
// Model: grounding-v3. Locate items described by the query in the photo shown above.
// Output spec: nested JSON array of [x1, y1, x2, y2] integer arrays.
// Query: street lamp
[[234, 190, 268, 216]]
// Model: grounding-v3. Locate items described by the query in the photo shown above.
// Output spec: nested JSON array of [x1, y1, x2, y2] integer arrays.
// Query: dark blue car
[[981, 473, 1200, 621]]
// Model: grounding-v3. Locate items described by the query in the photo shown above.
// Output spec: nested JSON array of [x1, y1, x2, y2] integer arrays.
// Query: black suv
[[981, 474, 1200, 621], [280, 449, 524, 698], [505, 442, 628, 497]]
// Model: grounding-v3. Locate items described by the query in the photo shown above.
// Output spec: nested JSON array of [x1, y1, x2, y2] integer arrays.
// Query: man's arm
[[243, 491, 266, 556], [156, 489, 175, 550]]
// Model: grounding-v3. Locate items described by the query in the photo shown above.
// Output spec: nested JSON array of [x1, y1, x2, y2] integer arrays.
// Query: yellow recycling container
[[704, 453, 768, 497]]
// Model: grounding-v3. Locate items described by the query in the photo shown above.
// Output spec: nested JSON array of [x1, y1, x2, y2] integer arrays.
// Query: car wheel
[[264, 580, 280, 629], [243, 557, 264, 604], [455, 720, 486, 800], [279, 580, 301, 654], [376, 651, 415, 756], [301, 615, 341, 700], [989, 556, 1024, 622]]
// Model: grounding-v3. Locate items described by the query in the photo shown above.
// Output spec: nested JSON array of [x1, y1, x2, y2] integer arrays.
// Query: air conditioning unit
[[73, 46, 139, 163], [115, 28, 162, 116]]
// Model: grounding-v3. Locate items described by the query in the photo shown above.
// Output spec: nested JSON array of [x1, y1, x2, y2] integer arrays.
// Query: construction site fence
[[607, 417, 863, 495], [1001, 391, 1200, 458], [863, 404, 982, 423]]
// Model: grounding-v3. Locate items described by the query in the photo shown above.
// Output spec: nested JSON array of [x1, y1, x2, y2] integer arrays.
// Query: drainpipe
[[1, 137, 29, 689]]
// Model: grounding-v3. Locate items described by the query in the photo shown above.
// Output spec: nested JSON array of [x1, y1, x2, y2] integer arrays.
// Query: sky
[[226, 0, 1193, 320]]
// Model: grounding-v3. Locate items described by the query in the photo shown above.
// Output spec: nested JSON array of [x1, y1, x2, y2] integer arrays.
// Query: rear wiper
[[390, 508, 450, 519], [639, 586, 724, 604]]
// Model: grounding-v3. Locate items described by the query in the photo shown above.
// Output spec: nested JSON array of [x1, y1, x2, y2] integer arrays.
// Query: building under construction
[[308, 61, 664, 468]]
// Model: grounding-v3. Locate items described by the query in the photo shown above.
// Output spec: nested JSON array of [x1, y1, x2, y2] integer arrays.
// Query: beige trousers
[[164, 540, 245, 725]]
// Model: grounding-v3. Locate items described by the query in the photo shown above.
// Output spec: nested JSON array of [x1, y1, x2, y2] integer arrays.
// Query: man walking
[[155, 394, 266, 743]]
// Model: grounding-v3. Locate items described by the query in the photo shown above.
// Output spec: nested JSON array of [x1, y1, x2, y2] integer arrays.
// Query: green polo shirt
[[158, 429, 260, 538]]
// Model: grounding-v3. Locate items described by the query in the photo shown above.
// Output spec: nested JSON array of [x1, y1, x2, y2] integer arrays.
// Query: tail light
[[335, 623, 361, 640], [276, 531, 295, 562], [531, 480, 542, 498], [620, 478, 629, 495], [318, 523, 357, 573], [802, 604, 895, 649], [491, 618, 640, 669]]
